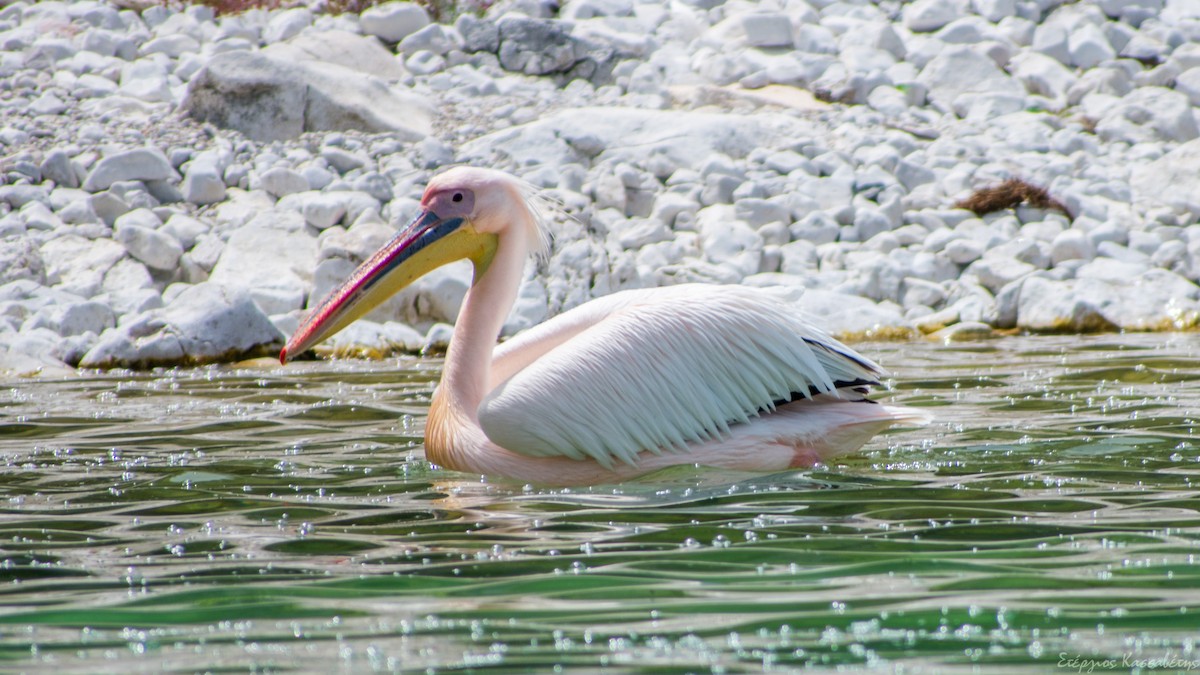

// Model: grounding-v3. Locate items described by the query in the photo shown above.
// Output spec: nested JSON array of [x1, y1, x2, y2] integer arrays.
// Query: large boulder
[[79, 283, 284, 368], [1015, 270, 1200, 332], [180, 51, 432, 142], [263, 29, 408, 80]]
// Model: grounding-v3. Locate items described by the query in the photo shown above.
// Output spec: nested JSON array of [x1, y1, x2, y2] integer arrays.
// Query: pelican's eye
[[452, 192, 464, 203]]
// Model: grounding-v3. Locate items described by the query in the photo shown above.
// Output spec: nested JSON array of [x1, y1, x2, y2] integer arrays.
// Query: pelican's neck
[[439, 228, 528, 418]]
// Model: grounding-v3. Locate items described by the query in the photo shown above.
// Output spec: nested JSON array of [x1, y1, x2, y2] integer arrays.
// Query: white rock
[[740, 13, 794, 48], [118, 59, 173, 103], [140, 33, 200, 58], [1008, 51, 1077, 100], [1176, 67, 1200, 106], [265, 29, 408, 81], [82, 148, 176, 192], [795, 289, 913, 337], [360, 2, 430, 43], [31, 91, 68, 115], [181, 51, 432, 143], [27, 300, 115, 337], [916, 45, 1024, 114], [80, 282, 284, 367], [463, 107, 813, 177], [1068, 22, 1115, 69], [1131, 139, 1200, 225], [779, 240, 818, 275], [161, 214, 209, 251], [0, 236, 45, 285], [398, 23, 461, 55], [258, 167, 310, 198], [40, 235, 126, 297], [904, 0, 968, 32], [115, 222, 183, 272], [903, 277, 947, 309], [262, 8, 312, 43], [20, 201, 63, 231], [1017, 271, 1200, 332], [1049, 228, 1096, 264], [697, 205, 763, 279], [1095, 86, 1198, 143], [972, 0, 1015, 22], [966, 255, 1036, 293], [278, 191, 381, 230], [208, 225, 317, 316], [102, 257, 155, 295], [181, 162, 227, 205], [113, 208, 163, 232]]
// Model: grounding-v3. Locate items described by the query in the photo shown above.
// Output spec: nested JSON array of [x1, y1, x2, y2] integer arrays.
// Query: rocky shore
[[2, 0, 1199, 375]]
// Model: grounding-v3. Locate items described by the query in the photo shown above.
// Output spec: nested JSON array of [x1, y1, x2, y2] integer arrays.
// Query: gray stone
[[457, 15, 499, 53], [497, 17, 580, 76], [40, 149, 79, 189]]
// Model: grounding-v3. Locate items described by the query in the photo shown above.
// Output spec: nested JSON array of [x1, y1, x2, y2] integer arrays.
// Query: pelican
[[281, 167, 928, 485]]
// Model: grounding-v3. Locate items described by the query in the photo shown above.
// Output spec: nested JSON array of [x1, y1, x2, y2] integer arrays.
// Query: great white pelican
[[281, 167, 928, 485]]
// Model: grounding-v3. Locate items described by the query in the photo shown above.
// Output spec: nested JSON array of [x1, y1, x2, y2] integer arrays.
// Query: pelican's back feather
[[477, 284, 884, 469]]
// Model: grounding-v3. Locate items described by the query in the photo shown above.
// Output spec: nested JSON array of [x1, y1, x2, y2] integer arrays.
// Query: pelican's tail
[[773, 399, 932, 468]]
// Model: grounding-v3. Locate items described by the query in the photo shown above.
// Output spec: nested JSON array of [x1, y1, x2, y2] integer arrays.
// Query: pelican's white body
[[286, 168, 929, 485]]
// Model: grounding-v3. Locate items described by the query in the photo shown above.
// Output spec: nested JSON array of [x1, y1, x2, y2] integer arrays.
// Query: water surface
[[1, 334, 1198, 672]]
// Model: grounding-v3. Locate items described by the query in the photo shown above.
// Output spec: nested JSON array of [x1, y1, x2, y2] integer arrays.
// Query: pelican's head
[[280, 167, 547, 363]]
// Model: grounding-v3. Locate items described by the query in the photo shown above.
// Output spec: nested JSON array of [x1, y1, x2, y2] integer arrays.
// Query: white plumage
[[282, 167, 929, 485], [480, 284, 881, 469]]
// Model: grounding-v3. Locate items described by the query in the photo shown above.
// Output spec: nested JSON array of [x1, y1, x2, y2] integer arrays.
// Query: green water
[[1, 334, 1198, 673]]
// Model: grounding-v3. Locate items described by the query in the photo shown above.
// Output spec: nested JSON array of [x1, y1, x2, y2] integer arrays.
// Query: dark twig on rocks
[[954, 177, 1072, 219]]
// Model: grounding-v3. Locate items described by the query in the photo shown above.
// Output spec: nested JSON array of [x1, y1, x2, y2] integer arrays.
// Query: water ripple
[[0, 334, 1198, 671]]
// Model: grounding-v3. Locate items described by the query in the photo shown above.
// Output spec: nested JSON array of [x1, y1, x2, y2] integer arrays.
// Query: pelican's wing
[[478, 284, 884, 469]]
